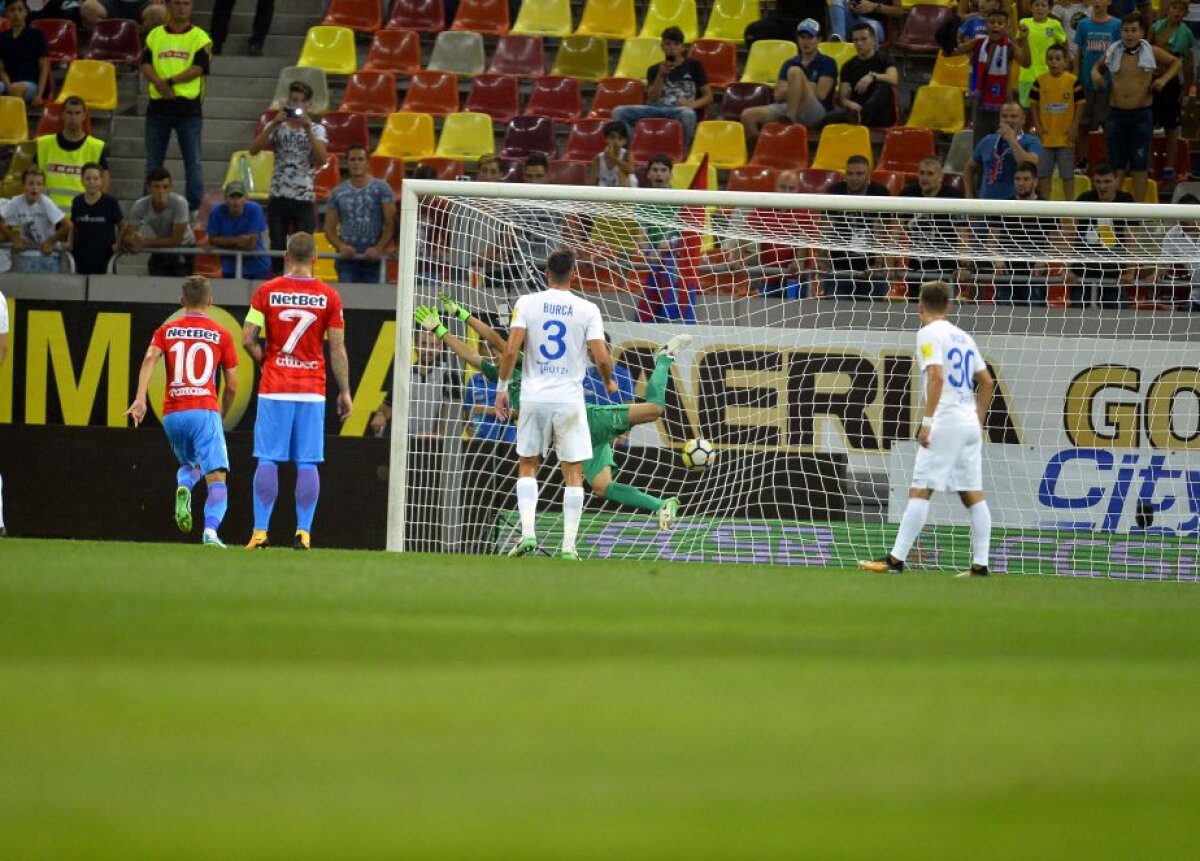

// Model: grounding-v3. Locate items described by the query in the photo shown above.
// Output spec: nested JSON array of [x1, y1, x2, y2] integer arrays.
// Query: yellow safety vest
[[36, 134, 106, 210], [145, 24, 211, 101]]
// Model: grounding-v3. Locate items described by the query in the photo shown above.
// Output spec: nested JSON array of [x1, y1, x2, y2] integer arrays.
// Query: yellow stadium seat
[[297, 25, 357, 75], [930, 52, 970, 91], [1, 141, 35, 197], [511, 0, 572, 36], [819, 41, 857, 72], [811, 123, 873, 170], [269, 66, 331, 113], [0, 96, 28, 144], [741, 39, 796, 84], [640, 0, 699, 42], [702, 0, 759, 43], [575, 0, 636, 39], [433, 111, 496, 161], [551, 35, 609, 81], [373, 112, 436, 160], [590, 214, 643, 252], [1123, 176, 1159, 203], [687, 120, 747, 169], [314, 232, 339, 281], [56, 59, 118, 111], [614, 37, 665, 80], [1050, 173, 1091, 200], [223, 150, 275, 201], [905, 85, 965, 134], [670, 159, 717, 189]]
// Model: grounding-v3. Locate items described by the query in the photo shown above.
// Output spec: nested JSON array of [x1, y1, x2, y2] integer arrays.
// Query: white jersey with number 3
[[917, 319, 982, 422], [511, 288, 605, 404]]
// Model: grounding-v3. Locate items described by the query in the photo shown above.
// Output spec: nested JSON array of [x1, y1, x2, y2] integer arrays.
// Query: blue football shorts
[[253, 397, 326, 463], [163, 409, 230, 475]]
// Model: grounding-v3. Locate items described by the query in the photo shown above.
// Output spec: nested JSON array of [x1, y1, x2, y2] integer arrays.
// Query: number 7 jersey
[[247, 275, 345, 398], [916, 318, 982, 421], [151, 312, 239, 415]]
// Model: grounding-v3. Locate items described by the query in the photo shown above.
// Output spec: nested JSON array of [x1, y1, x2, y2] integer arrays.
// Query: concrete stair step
[[209, 54, 295, 78], [205, 74, 288, 101], [213, 10, 326, 38]]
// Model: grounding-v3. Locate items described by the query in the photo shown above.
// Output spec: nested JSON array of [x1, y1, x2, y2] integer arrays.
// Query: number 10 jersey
[[247, 275, 345, 399], [151, 312, 239, 415]]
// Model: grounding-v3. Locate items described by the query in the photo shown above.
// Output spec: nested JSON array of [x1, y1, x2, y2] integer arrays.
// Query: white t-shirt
[[2, 193, 65, 246], [510, 287, 605, 404], [1161, 223, 1200, 304], [0, 288, 8, 336], [917, 318, 983, 421]]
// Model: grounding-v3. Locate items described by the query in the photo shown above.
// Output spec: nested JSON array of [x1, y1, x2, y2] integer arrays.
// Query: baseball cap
[[797, 19, 820, 36], [223, 180, 246, 197]]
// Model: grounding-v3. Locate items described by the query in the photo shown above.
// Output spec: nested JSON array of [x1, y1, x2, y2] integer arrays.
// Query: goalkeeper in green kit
[[417, 293, 689, 531]]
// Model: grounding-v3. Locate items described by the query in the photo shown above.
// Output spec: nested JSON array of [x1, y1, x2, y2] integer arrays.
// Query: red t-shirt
[[249, 275, 344, 397], [150, 312, 238, 415]]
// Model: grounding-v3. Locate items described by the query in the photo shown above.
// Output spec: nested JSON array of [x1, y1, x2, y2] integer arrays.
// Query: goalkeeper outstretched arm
[[414, 305, 486, 371], [438, 292, 507, 353]]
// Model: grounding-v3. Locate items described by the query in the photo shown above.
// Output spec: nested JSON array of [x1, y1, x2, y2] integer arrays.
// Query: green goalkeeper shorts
[[583, 404, 631, 484]]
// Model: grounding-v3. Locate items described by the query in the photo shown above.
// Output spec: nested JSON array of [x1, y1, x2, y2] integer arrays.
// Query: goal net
[[389, 179, 1200, 580]]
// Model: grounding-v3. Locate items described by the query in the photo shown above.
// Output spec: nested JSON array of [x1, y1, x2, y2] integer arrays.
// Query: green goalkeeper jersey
[[480, 358, 522, 413]]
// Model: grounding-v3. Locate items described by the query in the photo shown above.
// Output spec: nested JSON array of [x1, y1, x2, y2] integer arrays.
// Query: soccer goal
[[389, 178, 1200, 579]]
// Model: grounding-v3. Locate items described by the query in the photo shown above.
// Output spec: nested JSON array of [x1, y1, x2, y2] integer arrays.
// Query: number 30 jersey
[[916, 319, 982, 421], [247, 275, 345, 399], [510, 288, 605, 404], [150, 312, 239, 415]]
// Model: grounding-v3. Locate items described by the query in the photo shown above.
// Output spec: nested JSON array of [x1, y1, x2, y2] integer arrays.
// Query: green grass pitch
[[1, 540, 1199, 859]]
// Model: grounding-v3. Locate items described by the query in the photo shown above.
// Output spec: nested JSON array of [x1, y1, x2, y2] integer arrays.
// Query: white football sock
[[562, 486, 585, 554], [890, 497, 930, 563], [968, 500, 992, 568], [0, 472, 6, 529], [516, 477, 538, 539]]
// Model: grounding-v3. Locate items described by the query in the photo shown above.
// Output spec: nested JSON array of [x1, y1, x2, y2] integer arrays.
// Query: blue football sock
[[176, 465, 201, 491], [253, 460, 279, 531], [295, 464, 320, 533], [204, 481, 228, 532]]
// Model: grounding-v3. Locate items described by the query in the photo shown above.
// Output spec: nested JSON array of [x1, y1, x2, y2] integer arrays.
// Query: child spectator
[[956, 7, 1031, 146], [69, 162, 125, 275], [1, 166, 68, 273], [1019, 0, 1067, 106], [1073, 0, 1122, 163], [1052, 1, 1090, 55], [0, 0, 49, 107], [1029, 42, 1085, 200], [1150, 0, 1195, 182], [587, 121, 637, 188]]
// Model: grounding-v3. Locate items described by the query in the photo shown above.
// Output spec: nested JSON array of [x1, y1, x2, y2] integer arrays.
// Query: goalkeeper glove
[[439, 292, 471, 322], [414, 305, 448, 339]]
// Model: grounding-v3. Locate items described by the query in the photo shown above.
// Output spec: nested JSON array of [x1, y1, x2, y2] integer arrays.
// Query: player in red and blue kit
[[241, 232, 352, 550], [126, 277, 239, 547]]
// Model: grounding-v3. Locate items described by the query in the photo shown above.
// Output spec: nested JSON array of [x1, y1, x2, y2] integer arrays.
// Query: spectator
[[522, 152, 548, 183], [988, 161, 1056, 304], [1030, 42, 1085, 201], [745, 0, 828, 46], [248, 79, 327, 274], [742, 169, 816, 297], [0, 0, 48, 107], [1091, 13, 1180, 203], [142, 0, 211, 214], [476, 153, 503, 182], [898, 157, 970, 289], [69, 162, 125, 275], [634, 154, 695, 322], [1, 166, 68, 273], [36, 96, 109, 212], [1018, 0, 1067, 107], [1150, 0, 1194, 183], [740, 19, 837, 147], [203, 179, 270, 279], [587, 121, 637, 188], [324, 144, 396, 284], [209, 0, 272, 56], [81, 0, 168, 32], [953, 7, 1031, 146], [823, 154, 890, 298], [1068, 162, 1136, 307], [964, 101, 1043, 199], [463, 339, 516, 442], [830, 0, 902, 44], [1052, 0, 1090, 53], [1160, 216, 1200, 311], [1073, 0, 1122, 163], [611, 26, 712, 146], [368, 332, 459, 438], [822, 23, 897, 127], [957, 0, 1000, 44], [126, 166, 195, 276]]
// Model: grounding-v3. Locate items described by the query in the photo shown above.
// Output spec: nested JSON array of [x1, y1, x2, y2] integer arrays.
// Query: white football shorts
[[516, 401, 593, 462], [911, 417, 983, 492]]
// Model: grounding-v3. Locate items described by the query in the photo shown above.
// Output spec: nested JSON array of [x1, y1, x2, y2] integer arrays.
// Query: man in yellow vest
[[140, 0, 210, 214], [35, 96, 109, 212]]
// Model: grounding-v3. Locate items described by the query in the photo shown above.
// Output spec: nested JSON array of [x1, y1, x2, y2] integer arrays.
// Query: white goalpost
[[389, 179, 1200, 580]]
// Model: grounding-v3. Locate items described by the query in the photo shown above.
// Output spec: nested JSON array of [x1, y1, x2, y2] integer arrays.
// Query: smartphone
[[285, 107, 304, 119]]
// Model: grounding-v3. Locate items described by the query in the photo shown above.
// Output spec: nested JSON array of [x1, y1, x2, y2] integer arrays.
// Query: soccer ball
[[681, 438, 715, 471]]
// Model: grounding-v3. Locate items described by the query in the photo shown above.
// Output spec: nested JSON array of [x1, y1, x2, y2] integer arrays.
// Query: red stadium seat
[[1085, 130, 1107, 176], [386, 0, 445, 32], [871, 169, 911, 195], [630, 117, 685, 164], [314, 154, 341, 200], [749, 122, 808, 171], [322, 0, 383, 32], [727, 165, 778, 193], [894, 5, 953, 56], [877, 127, 936, 174], [34, 102, 92, 137], [451, 0, 510, 35], [86, 18, 141, 67], [416, 157, 465, 180], [548, 159, 588, 184], [465, 73, 521, 123], [563, 118, 609, 161], [795, 168, 841, 194], [368, 155, 406, 198], [588, 77, 644, 118], [488, 34, 545, 77], [717, 82, 771, 122], [340, 70, 398, 117], [32, 19, 77, 67], [321, 111, 370, 155], [688, 39, 738, 90], [402, 70, 460, 117], [524, 75, 583, 121], [500, 115, 558, 159], [364, 29, 422, 75]]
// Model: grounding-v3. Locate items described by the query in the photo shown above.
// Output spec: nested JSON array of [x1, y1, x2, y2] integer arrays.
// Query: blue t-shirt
[[584, 362, 635, 406], [1074, 16, 1122, 91], [327, 178, 394, 252], [207, 200, 271, 279], [464, 372, 515, 442], [778, 53, 839, 109], [972, 132, 1044, 200]]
